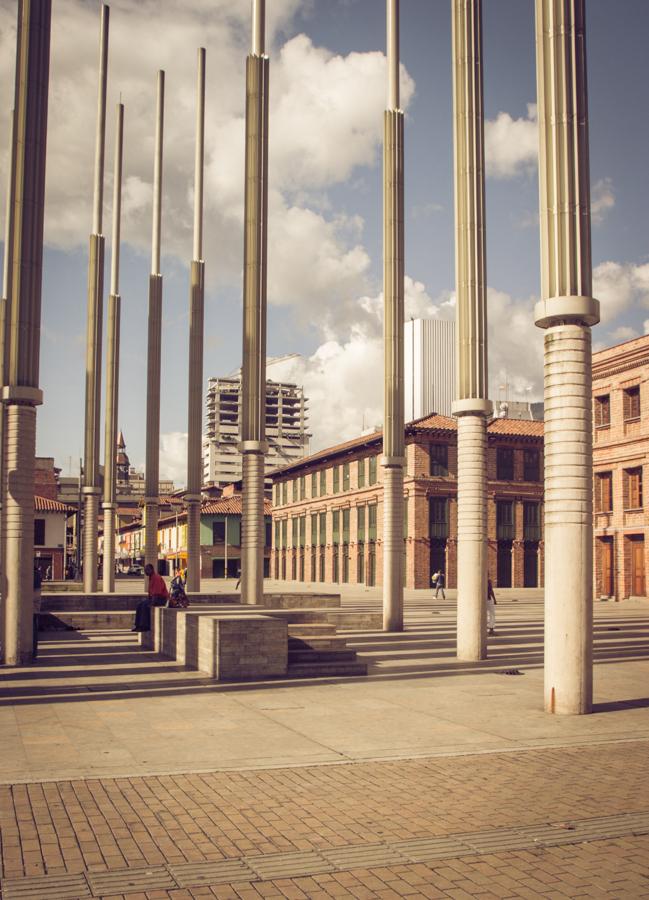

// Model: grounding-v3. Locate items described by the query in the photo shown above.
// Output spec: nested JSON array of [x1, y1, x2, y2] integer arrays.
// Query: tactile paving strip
[[169, 858, 256, 886], [0, 873, 91, 900], [2, 809, 648, 896], [86, 865, 176, 894]]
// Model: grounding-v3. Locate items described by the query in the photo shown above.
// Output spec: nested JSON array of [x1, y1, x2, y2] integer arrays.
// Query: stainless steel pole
[[240, 0, 269, 605], [186, 48, 206, 595], [2, 0, 51, 664], [102, 101, 123, 593], [534, 0, 599, 715], [451, 0, 493, 661], [144, 71, 165, 579], [382, 0, 405, 631], [82, 3, 109, 593]]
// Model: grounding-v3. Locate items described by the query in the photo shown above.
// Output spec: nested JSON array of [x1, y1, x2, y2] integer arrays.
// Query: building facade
[[115, 494, 272, 579], [203, 374, 310, 487], [593, 334, 649, 600], [270, 414, 544, 590], [34, 496, 74, 580], [404, 319, 455, 419]]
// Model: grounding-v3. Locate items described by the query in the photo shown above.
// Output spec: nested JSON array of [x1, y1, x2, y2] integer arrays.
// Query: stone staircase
[[287, 623, 368, 677]]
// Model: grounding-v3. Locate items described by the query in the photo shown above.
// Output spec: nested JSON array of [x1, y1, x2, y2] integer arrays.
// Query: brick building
[[270, 414, 544, 590], [593, 334, 649, 600]]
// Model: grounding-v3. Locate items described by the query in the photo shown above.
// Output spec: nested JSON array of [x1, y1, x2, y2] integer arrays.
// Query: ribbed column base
[[3, 403, 37, 665], [241, 450, 264, 605], [83, 492, 99, 593], [144, 501, 159, 580], [456, 413, 488, 661], [543, 323, 593, 714], [382, 465, 404, 631], [186, 500, 201, 592], [102, 504, 115, 593]]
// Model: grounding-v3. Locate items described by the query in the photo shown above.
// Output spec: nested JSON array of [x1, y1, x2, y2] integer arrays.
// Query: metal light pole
[[186, 48, 206, 594], [382, 0, 405, 632], [534, 0, 599, 714], [451, 0, 493, 661], [2, 0, 51, 664], [240, 0, 269, 605], [82, 3, 109, 593], [144, 71, 165, 578], [102, 102, 124, 593]]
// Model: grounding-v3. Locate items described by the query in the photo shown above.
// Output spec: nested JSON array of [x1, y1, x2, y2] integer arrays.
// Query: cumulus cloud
[[593, 260, 649, 324], [159, 431, 188, 485], [591, 177, 615, 224], [485, 103, 538, 179], [0, 2, 414, 318]]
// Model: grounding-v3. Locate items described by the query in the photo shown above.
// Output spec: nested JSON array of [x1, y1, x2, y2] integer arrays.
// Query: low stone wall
[[41, 591, 342, 612], [152, 607, 287, 679]]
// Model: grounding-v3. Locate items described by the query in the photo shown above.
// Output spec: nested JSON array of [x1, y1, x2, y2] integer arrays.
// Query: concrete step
[[288, 635, 349, 651], [287, 660, 368, 678], [287, 622, 337, 636], [38, 611, 134, 631], [288, 648, 359, 664]]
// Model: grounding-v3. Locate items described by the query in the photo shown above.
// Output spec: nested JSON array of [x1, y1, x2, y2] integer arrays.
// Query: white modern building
[[404, 318, 456, 419], [203, 372, 310, 487]]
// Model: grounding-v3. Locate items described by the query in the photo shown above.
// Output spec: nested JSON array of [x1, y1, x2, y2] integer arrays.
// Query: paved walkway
[[1, 590, 648, 897]]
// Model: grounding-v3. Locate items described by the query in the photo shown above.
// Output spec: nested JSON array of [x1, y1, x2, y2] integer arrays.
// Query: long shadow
[[593, 697, 649, 712], [2, 614, 648, 708]]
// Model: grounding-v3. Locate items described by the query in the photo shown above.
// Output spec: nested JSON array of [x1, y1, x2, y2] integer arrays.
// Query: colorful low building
[[34, 495, 75, 580], [270, 414, 544, 590]]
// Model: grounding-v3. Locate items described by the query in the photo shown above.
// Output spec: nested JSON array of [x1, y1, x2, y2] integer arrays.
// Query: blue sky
[[0, 0, 647, 485]]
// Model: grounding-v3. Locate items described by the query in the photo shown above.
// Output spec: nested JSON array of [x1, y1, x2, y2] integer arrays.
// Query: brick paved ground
[[1, 741, 649, 897]]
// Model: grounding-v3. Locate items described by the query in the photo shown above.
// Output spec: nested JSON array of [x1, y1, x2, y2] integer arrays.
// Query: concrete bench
[[149, 607, 287, 679]]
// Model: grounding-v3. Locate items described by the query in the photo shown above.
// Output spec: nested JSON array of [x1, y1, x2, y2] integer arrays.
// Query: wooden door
[[631, 538, 646, 596], [600, 539, 613, 597]]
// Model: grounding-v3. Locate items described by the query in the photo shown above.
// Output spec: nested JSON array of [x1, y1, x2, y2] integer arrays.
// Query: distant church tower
[[116, 430, 130, 485]]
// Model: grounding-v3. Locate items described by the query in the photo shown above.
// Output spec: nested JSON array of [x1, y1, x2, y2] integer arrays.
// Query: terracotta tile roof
[[487, 418, 544, 438], [35, 495, 74, 513], [269, 412, 543, 477], [407, 413, 457, 434], [200, 497, 272, 516]]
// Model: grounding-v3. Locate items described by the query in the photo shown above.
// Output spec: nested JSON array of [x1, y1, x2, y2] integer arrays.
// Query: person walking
[[132, 564, 168, 632], [433, 569, 446, 600], [487, 577, 497, 635], [33, 566, 42, 660]]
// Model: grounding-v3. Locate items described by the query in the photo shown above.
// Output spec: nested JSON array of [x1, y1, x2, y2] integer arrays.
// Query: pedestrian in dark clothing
[[33, 566, 42, 659], [132, 564, 168, 632], [487, 577, 497, 635]]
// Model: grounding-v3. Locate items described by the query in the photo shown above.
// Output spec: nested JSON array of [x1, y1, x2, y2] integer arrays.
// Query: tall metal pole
[[82, 3, 109, 593], [186, 48, 206, 595], [240, 0, 269, 605], [0, 109, 16, 656], [144, 71, 165, 577], [1, 0, 51, 664], [451, 0, 492, 661], [382, 0, 405, 632], [534, 0, 599, 715], [102, 102, 123, 593]]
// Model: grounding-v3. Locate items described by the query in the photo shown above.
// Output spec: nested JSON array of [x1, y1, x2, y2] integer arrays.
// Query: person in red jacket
[[132, 564, 169, 632]]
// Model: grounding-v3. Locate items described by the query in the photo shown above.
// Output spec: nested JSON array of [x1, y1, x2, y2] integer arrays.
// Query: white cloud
[[593, 260, 649, 324], [485, 103, 538, 179], [0, 3, 414, 318], [611, 325, 637, 342], [591, 177, 615, 224], [486, 288, 543, 400], [159, 431, 188, 486]]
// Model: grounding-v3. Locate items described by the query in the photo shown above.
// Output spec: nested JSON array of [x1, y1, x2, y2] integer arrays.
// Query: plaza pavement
[[1, 585, 648, 897]]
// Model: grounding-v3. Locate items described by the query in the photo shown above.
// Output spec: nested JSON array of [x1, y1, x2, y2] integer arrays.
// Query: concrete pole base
[[102, 504, 115, 593], [241, 450, 264, 605], [186, 499, 201, 592], [456, 413, 488, 661], [3, 403, 37, 665], [382, 464, 404, 632], [83, 491, 99, 593], [543, 323, 593, 715]]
